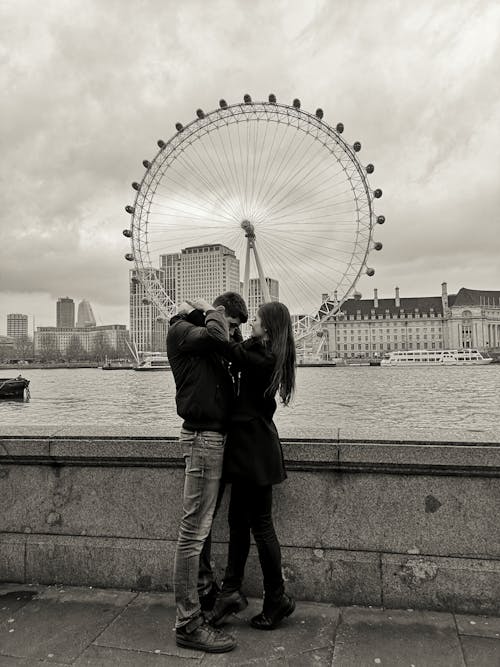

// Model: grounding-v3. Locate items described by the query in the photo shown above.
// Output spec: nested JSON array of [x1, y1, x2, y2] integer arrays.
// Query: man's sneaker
[[208, 590, 248, 627], [250, 594, 295, 630], [176, 617, 236, 653], [200, 581, 221, 612]]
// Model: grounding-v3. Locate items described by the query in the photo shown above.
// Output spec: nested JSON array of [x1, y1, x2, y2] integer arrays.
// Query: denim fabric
[[222, 482, 284, 606], [174, 428, 225, 628]]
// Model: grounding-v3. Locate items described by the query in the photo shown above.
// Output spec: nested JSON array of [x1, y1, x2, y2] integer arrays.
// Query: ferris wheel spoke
[[250, 121, 290, 219]]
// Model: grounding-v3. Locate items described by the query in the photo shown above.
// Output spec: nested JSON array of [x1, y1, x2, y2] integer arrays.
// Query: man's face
[[225, 315, 241, 337]]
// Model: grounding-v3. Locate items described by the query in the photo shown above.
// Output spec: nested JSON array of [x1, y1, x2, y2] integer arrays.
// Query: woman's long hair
[[258, 301, 296, 406]]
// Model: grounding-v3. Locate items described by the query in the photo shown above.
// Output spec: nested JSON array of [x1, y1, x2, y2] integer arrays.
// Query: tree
[[14, 335, 34, 360], [90, 332, 113, 362], [38, 333, 59, 361], [65, 335, 87, 361]]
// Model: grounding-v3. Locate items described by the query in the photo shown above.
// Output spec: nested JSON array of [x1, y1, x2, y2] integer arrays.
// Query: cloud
[[1, 0, 499, 331]]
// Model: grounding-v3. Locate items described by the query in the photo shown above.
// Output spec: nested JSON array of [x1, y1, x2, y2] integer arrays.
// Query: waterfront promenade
[[1, 583, 499, 665]]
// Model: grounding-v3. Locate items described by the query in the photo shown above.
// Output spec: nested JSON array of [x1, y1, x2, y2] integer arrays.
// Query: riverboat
[[381, 349, 493, 366], [133, 352, 170, 371], [0, 376, 30, 399]]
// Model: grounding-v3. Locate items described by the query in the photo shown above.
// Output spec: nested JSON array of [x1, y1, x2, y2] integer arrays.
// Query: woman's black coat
[[222, 337, 287, 486]]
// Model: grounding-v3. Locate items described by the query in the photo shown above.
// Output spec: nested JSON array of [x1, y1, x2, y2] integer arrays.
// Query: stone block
[[382, 554, 500, 615], [0, 533, 25, 582], [26, 535, 176, 590], [455, 613, 500, 639], [460, 636, 500, 667], [331, 607, 465, 667]]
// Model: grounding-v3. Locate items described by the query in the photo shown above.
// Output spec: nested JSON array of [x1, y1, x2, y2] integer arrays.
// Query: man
[[167, 291, 248, 653]]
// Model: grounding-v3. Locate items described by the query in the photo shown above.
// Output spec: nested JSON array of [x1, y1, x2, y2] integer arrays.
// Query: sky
[[1, 0, 499, 333]]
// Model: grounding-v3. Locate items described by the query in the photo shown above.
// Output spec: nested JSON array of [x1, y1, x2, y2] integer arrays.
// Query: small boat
[[381, 349, 493, 366], [0, 376, 30, 399], [133, 352, 170, 371]]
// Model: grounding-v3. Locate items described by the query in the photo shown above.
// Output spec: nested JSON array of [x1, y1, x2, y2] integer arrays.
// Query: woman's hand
[[177, 301, 195, 315], [186, 298, 214, 312]]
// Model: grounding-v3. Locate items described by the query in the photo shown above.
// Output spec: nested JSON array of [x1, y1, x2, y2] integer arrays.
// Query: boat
[[381, 349, 493, 366], [133, 352, 170, 371], [101, 358, 134, 370], [0, 376, 30, 399]]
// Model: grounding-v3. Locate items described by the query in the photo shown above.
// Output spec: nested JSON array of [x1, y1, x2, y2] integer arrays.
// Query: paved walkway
[[0, 583, 499, 666]]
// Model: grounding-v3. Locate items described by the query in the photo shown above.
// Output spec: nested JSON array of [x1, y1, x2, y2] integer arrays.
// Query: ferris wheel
[[123, 94, 385, 340]]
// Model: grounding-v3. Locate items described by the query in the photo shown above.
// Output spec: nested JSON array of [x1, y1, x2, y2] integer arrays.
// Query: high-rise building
[[56, 297, 75, 328], [160, 252, 181, 307], [129, 268, 168, 352], [179, 244, 240, 305], [247, 277, 279, 322], [7, 314, 28, 338], [76, 300, 96, 328]]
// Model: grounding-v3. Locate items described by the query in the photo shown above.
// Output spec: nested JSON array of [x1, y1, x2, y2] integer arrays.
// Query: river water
[[1, 366, 499, 440]]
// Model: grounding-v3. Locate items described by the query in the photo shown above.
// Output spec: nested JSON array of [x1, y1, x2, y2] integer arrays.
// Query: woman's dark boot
[[208, 590, 248, 627], [250, 593, 295, 630]]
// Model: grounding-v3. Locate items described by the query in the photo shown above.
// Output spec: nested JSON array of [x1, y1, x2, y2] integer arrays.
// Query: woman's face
[[251, 313, 266, 339]]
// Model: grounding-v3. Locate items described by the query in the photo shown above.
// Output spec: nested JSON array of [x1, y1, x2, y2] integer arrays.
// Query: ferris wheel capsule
[[366, 164, 374, 174], [175, 122, 184, 132], [125, 205, 135, 214], [196, 109, 205, 119], [366, 267, 375, 276], [315, 108, 324, 119], [122, 229, 132, 238], [353, 141, 361, 152], [268, 93, 276, 103], [131, 182, 140, 191], [377, 215, 386, 224], [293, 98, 301, 109], [125, 253, 134, 261], [373, 189, 383, 198], [373, 241, 383, 251], [142, 298, 150, 305], [219, 99, 228, 108], [142, 160, 151, 169], [336, 122, 344, 133], [157, 139, 166, 148], [243, 94, 252, 104]]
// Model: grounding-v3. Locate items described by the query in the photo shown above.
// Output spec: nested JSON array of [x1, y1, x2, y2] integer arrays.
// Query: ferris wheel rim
[[126, 98, 381, 338]]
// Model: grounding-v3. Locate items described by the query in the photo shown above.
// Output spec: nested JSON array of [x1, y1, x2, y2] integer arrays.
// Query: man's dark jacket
[[167, 309, 233, 432]]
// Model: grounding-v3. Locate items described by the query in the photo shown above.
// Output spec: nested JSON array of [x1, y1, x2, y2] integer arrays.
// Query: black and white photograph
[[1, 1, 499, 664]]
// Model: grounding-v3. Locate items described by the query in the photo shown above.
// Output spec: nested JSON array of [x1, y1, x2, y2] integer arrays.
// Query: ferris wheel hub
[[241, 219, 255, 239]]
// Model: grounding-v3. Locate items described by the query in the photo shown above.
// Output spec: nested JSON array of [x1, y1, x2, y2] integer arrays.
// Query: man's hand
[[186, 298, 214, 313], [177, 301, 195, 315]]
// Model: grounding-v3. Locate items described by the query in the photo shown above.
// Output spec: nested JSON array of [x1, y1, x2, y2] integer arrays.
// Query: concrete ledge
[[1, 427, 499, 614]]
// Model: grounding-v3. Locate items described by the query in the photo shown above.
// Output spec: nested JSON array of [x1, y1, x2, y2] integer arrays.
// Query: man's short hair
[[214, 292, 248, 323]]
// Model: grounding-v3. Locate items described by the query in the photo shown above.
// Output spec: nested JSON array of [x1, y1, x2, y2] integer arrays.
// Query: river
[[1, 366, 499, 440]]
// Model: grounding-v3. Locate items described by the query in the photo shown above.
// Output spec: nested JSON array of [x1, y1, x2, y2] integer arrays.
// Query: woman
[[206, 300, 297, 631]]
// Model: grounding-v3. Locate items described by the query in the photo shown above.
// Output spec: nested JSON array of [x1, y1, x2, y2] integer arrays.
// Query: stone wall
[[1, 425, 499, 614]]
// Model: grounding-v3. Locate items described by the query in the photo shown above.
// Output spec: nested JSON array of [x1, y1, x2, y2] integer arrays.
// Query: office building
[[76, 300, 96, 328], [129, 268, 168, 352], [56, 297, 75, 328], [178, 244, 240, 305], [7, 314, 28, 339]]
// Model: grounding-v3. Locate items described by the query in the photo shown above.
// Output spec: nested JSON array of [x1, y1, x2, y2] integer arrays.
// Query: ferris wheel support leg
[[243, 238, 251, 305], [252, 241, 271, 303]]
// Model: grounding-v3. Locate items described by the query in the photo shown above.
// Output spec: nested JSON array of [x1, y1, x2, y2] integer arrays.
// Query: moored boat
[[0, 376, 30, 399], [133, 352, 170, 371], [381, 349, 493, 366]]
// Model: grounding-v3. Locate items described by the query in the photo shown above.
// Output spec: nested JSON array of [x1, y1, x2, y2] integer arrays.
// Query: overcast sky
[[1, 0, 499, 332]]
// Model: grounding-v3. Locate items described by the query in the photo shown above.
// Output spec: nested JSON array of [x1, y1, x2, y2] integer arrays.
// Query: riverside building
[[316, 283, 500, 360], [129, 268, 168, 352], [7, 314, 28, 339], [56, 297, 75, 328], [34, 324, 129, 357]]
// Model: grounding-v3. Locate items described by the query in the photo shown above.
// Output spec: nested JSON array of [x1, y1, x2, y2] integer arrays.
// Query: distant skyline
[[1, 0, 499, 332]]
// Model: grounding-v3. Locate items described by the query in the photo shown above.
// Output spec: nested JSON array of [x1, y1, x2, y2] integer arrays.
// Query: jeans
[[222, 481, 284, 609], [174, 428, 225, 628]]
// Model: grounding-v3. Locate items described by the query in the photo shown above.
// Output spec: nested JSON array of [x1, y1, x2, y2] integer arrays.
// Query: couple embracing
[[167, 291, 296, 653]]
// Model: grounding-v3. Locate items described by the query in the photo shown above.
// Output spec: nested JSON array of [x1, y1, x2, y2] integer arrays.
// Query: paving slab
[[201, 598, 339, 666], [460, 636, 500, 667], [93, 592, 201, 660], [0, 583, 39, 622], [455, 613, 500, 639], [74, 644, 199, 666], [0, 586, 136, 664], [331, 607, 465, 667]]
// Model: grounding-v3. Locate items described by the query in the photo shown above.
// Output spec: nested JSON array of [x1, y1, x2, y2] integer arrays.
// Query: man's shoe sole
[[250, 598, 296, 630], [175, 636, 235, 653], [211, 598, 249, 627]]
